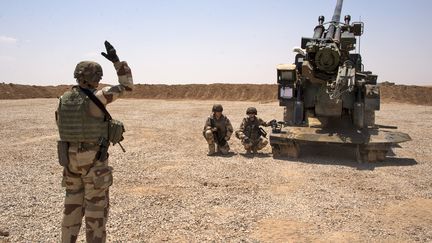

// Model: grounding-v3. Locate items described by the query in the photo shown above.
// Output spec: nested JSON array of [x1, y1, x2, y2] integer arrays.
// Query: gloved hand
[[224, 136, 230, 141], [101, 40, 120, 63], [268, 119, 277, 126], [211, 127, 218, 132], [243, 136, 250, 144]]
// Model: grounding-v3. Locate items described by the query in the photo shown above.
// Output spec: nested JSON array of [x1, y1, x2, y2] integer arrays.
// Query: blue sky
[[1, 0, 431, 85]]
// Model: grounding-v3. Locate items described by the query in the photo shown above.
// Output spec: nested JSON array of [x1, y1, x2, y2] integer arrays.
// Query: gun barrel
[[331, 0, 343, 23]]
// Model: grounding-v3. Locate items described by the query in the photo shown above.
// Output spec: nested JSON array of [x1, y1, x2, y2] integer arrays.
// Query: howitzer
[[270, 0, 411, 162], [277, 0, 378, 127], [270, 120, 284, 133]]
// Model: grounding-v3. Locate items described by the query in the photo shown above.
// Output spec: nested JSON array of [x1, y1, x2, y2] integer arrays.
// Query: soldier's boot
[[252, 147, 258, 154], [219, 143, 230, 155], [243, 142, 251, 155], [208, 144, 216, 156], [246, 149, 252, 155]]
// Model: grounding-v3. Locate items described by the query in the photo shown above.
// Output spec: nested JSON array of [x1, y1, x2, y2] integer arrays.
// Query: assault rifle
[[257, 119, 278, 138], [210, 118, 227, 146]]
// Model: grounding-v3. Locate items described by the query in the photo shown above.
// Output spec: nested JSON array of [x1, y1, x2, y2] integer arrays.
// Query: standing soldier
[[235, 107, 275, 154], [55, 41, 133, 243], [203, 104, 234, 155]]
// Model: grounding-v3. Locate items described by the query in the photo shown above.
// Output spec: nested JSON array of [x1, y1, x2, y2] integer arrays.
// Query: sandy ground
[[0, 99, 431, 242]]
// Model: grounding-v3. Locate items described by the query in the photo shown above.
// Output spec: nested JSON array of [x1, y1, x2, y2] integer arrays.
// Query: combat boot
[[208, 144, 216, 156], [252, 147, 258, 154]]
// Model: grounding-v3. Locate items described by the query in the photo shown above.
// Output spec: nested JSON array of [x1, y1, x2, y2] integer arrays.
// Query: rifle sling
[[79, 87, 112, 121]]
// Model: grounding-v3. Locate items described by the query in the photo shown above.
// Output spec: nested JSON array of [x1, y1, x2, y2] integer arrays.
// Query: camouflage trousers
[[242, 136, 268, 152], [61, 142, 113, 243], [204, 130, 230, 154]]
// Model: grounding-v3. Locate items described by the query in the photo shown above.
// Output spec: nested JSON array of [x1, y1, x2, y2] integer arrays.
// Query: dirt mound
[[129, 84, 277, 101], [0, 83, 69, 99], [379, 83, 432, 105], [0, 82, 431, 105]]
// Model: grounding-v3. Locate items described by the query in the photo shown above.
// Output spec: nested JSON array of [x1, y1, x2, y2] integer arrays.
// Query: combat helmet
[[246, 107, 257, 115], [74, 61, 103, 83], [212, 104, 223, 112]]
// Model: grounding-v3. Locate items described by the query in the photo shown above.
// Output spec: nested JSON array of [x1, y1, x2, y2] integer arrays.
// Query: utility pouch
[[108, 119, 125, 145], [92, 166, 113, 190], [57, 141, 69, 167]]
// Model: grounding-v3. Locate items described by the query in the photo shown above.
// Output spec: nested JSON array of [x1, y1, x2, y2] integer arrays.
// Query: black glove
[[243, 136, 250, 144], [101, 40, 120, 63], [268, 119, 277, 126]]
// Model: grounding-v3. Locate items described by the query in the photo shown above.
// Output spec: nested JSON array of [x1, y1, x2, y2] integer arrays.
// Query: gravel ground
[[0, 99, 431, 242]]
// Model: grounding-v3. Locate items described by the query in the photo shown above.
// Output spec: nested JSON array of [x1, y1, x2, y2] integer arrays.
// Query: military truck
[[269, 0, 411, 162]]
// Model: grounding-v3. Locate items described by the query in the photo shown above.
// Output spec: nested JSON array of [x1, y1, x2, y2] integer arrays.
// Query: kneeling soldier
[[203, 104, 233, 155], [235, 107, 274, 154]]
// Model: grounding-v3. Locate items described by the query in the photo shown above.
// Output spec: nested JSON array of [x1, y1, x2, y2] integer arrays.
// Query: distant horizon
[[2, 81, 432, 87]]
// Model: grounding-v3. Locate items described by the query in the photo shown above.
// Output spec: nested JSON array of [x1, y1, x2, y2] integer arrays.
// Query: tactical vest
[[204, 115, 228, 141], [244, 118, 261, 140], [57, 88, 108, 142]]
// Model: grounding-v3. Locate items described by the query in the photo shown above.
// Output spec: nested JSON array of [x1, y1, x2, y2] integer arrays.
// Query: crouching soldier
[[203, 104, 233, 155], [235, 107, 274, 154], [56, 41, 133, 243]]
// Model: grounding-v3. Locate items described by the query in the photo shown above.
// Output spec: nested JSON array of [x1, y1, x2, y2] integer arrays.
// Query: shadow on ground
[[273, 144, 417, 170], [239, 152, 272, 158]]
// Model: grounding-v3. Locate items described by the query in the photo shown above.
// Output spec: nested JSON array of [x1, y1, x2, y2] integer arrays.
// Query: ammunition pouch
[[108, 119, 125, 145], [57, 141, 69, 167]]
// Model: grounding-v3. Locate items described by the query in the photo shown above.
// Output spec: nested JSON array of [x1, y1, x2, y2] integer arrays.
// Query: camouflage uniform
[[203, 105, 233, 155], [235, 107, 270, 153], [57, 57, 133, 242]]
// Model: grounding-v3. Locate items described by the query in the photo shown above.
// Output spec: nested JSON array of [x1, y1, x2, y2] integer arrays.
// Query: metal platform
[[269, 123, 411, 162]]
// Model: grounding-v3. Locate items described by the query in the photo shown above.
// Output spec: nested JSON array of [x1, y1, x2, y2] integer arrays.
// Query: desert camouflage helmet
[[73, 61, 103, 81], [246, 107, 257, 115], [212, 104, 223, 112]]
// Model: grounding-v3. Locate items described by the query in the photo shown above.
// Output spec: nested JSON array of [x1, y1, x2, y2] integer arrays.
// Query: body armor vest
[[57, 88, 108, 142], [210, 115, 228, 142], [244, 118, 261, 140]]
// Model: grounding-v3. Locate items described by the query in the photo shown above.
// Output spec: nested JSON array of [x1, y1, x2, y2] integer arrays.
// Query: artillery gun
[[269, 0, 411, 162]]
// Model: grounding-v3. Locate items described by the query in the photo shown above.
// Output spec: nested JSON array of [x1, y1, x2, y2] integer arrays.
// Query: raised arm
[[96, 41, 134, 105]]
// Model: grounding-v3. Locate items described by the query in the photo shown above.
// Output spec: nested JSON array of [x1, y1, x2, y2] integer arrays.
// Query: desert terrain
[[0, 92, 431, 242]]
